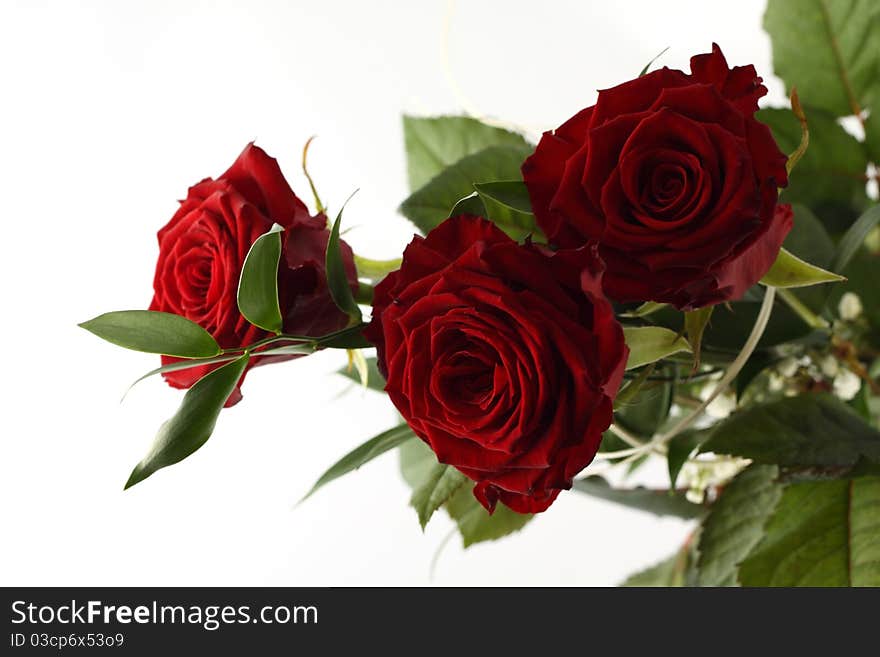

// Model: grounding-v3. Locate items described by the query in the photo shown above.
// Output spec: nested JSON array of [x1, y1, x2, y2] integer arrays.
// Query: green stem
[[221, 323, 367, 355], [355, 282, 375, 306], [599, 286, 778, 460], [301, 136, 326, 216], [354, 254, 402, 279], [778, 287, 830, 330]]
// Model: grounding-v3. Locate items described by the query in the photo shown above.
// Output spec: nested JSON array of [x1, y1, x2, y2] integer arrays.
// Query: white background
[[0, 0, 783, 586]]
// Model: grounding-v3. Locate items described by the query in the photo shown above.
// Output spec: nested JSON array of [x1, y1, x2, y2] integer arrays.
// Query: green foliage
[[700, 393, 880, 467], [326, 203, 361, 324], [684, 306, 714, 369], [79, 310, 220, 358], [651, 290, 810, 352], [832, 205, 880, 273], [764, 0, 880, 118], [667, 430, 710, 488], [866, 107, 880, 162], [828, 248, 880, 328], [399, 439, 532, 545], [622, 327, 691, 370], [779, 204, 838, 314], [301, 423, 416, 501], [472, 180, 539, 240], [760, 247, 845, 289], [402, 115, 530, 191], [410, 462, 468, 529], [739, 476, 880, 586], [399, 145, 532, 234], [445, 486, 533, 548], [124, 354, 249, 489], [614, 367, 674, 438], [237, 224, 284, 334], [571, 476, 704, 519], [696, 465, 782, 586], [621, 547, 694, 587], [758, 107, 869, 216], [337, 356, 385, 392]]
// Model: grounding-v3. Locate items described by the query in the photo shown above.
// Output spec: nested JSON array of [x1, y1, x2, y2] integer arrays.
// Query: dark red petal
[[220, 143, 315, 228]]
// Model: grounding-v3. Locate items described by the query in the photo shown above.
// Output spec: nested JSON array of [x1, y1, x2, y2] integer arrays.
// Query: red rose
[[149, 143, 356, 405], [364, 215, 627, 513], [522, 44, 792, 310]]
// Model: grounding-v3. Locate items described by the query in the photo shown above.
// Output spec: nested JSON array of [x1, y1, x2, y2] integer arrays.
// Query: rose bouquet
[[81, 2, 880, 587]]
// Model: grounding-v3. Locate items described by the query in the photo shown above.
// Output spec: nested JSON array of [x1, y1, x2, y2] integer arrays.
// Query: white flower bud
[[686, 488, 705, 505], [819, 354, 839, 378], [833, 368, 861, 401], [706, 393, 736, 419], [777, 356, 799, 378], [768, 372, 784, 392], [838, 292, 863, 321]]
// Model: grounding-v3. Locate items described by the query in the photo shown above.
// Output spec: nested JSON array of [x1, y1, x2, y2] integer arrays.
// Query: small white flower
[[686, 488, 705, 505], [777, 356, 799, 378], [768, 372, 785, 392], [838, 292, 863, 321], [819, 354, 839, 378], [705, 393, 736, 419], [833, 368, 861, 401]]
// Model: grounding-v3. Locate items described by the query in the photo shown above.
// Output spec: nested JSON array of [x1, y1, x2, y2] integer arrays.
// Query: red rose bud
[[364, 215, 628, 513], [149, 143, 356, 406], [522, 44, 792, 310]]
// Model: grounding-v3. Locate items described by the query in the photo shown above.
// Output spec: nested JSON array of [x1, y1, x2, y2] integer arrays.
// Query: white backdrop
[[0, 0, 782, 586]]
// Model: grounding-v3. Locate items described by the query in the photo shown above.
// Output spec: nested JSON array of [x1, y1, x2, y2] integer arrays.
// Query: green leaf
[[866, 105, 880, 162], [763, 0, 880, 118], [571, 476, 704, 519], [621, 549, 691, 587], [696, 465, 782, 586], [255, 344, 317, 356], [326, 202, 361, 324], [301, 424, 416, 501], [79, 310, 221, 358], [400, 437, 438, 489], [622, 326, 692, 370], [319, 325, 372, 350], [700, 393, 880, 466], [638, 46, 670, 77], [667, 429, 710, 488], [652, 287, 812, 353], [615, 367, 674, 438], [124, 354, 240, 399], [237, 223, 284, 333], [337, 356, 385, 392], [399, 439, 532, 545], [444, 486, 532, 548], [827, 248, 880, 328], [410, 462, 468, 529], [124, 353, 249, 489], [735, 351, 777, 401], [760, 247, 845, 288], [402, 115, 530, 191], [684, 306, 714, 370], [448, 193, 486, 218], [399, 144, 532, 234], [621, 301, 668, 318], [782, 204, 838, 314], [758, 106, 869, 213], [739, 476, 880, 586], [473, 180, 538, 240], [832, 205, 880, 274]]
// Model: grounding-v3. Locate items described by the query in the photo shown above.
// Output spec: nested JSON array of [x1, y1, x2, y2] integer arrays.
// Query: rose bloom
[[365, 216, 627, 513], [522, 44, 792, 310], [149, 143, 356, 406]]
